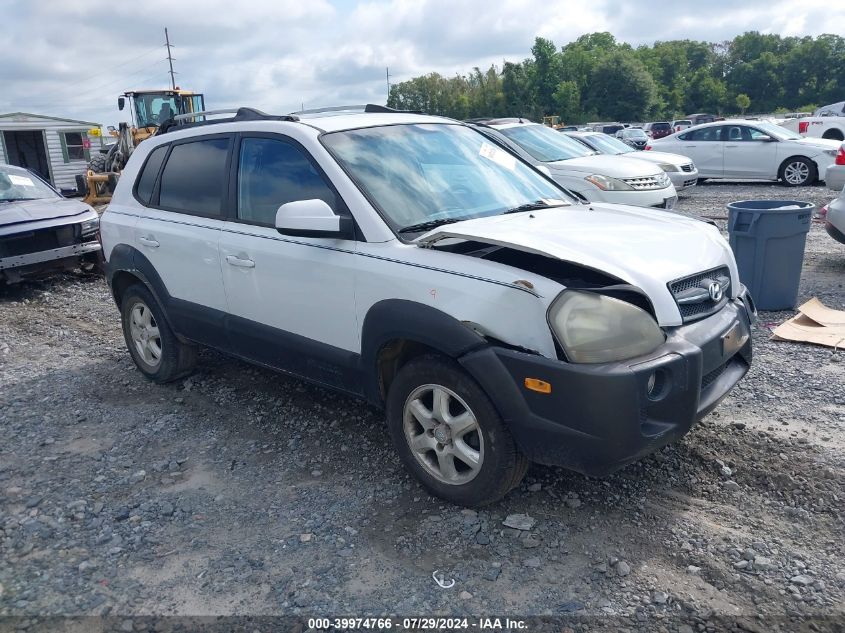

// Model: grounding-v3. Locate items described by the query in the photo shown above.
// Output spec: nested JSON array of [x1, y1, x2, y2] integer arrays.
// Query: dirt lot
[[1, 182, 844, 632]]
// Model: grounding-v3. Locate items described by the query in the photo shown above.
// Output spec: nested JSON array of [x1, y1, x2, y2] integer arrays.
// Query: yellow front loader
[[78, 89, 205, 205]]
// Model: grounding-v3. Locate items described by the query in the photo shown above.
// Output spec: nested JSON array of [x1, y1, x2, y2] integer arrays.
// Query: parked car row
[[96, 104, 755, 505], [564, 131, 699, 191], [468, 118, 679, 208]]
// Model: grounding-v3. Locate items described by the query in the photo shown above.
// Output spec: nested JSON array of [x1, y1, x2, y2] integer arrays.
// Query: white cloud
[[1, 0, 842, 126]]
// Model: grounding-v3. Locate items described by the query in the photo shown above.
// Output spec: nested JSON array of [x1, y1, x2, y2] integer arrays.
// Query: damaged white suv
[[100, 105, 755, 506]]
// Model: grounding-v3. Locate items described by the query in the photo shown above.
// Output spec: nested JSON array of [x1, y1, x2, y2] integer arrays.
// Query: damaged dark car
[[0, 164, 102, 284]]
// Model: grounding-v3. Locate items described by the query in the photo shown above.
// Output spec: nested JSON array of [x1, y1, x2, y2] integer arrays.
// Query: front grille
[[669, 266, 731, 323], [701, 363, 727, 390], [0, 225, 79, 258], [681, 163, 694, 172], [622, 175, 668, 190]]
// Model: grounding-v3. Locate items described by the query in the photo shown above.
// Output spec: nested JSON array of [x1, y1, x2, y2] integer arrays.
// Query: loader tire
[[88, 153, 108, 173]]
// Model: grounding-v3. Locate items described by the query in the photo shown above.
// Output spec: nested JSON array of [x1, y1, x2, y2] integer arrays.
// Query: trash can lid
[[727, 200, 814, 213]]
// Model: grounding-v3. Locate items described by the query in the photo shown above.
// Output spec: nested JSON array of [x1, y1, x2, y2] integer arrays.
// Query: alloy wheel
[[129, 301, 162, 369], [784, 161, 810, 185], [403, 384, 484, 485]]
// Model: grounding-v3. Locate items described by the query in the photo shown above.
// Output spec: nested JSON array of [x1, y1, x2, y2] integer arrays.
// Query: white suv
[[100, 106, 755, 506]]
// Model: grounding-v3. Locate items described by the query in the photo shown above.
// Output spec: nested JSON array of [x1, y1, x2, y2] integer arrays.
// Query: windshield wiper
[[0, 198, 41, 203], [503, 200, 567, 214], [398, 217, 466, 234]]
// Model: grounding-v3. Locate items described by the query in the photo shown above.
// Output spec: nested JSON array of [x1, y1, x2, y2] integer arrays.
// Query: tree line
[[386, 31, 845, 123]]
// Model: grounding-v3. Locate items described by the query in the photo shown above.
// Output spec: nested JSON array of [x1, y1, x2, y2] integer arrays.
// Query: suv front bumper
[[459, 296, 754, 476]]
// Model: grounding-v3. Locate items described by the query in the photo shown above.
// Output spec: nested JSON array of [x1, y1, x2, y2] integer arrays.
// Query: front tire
[[386, 355, 528, 506], [779, 157, 816, 187], [120, 284, 196, 382]]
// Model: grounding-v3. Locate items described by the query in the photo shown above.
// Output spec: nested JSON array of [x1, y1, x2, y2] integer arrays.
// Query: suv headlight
[[80, 215, 100, 236], [584, 174, 633, 191], [548, 291, 665, 363], [657, 162, 679, 173], [655, 172, 671, 187]]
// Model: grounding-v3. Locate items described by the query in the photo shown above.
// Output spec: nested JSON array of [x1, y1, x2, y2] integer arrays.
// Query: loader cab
[[119, 90, 206, 129]]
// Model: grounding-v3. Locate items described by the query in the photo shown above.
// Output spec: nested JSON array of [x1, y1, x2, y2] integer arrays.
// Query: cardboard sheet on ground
[[771, 298, 845, 349]]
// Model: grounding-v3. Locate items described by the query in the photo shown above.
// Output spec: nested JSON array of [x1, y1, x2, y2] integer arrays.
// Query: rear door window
[[157, 137, 231, 216], [683, 127, 723, 141]]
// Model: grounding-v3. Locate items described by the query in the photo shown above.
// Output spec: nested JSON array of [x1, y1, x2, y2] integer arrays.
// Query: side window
[[158, 137, 230, 216], [237, 137, 338, 225], [724, 125, 745, 142], [688, 127, 722, 141], [748, 128, 770, 141], [135, 145, 168, 205]]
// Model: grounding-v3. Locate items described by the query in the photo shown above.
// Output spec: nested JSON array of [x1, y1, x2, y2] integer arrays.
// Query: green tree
[[552, 80, 581, 123], [736, 93, 751, 114], [583, 50, 657, 120], [530, 37, 562, 117]]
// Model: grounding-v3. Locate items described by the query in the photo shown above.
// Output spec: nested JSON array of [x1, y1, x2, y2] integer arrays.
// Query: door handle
[[725, 144, 739, 148], [138, 236, 159, 248], [225, 255, 255, 268], [684, 145, 697, 148]]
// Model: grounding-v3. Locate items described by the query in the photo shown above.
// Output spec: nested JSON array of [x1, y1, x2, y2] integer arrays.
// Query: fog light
[[646, 369, 668, 401]]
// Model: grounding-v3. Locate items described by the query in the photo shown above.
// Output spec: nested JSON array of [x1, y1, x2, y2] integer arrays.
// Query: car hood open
[[416, 204, 738, 326], [0, 197, 93, 228], [545, 154, 664, 178]]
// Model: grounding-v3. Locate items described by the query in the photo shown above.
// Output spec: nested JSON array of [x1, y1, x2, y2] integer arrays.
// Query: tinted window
[[135, 145, 167, 205], [237, 137, 337, 225], [158, 137, 230, 215], [682, 126, 722, 141]]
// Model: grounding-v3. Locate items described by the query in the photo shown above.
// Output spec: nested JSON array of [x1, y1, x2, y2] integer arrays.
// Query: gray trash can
[[727, 200, 813, 311]]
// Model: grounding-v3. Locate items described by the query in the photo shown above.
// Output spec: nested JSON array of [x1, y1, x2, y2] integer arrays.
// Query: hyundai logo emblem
[[708, 281, 723, 302]]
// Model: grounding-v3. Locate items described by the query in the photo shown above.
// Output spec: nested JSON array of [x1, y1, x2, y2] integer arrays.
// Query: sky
[[1, 0, 843, 127]]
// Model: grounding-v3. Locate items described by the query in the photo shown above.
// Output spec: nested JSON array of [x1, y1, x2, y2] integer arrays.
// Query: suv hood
[[546, 154, 663, 178], [0, 197, 92, 228], [417, 205, 738, 327]]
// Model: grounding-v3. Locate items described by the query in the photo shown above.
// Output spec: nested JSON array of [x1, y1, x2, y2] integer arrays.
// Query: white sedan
[[648, 120, 841, 186], [564, 131, 699, 192]]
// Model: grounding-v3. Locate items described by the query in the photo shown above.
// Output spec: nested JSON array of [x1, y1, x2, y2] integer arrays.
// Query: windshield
[[322, 124, 572, 234], [0, 165, 59, 202], [754, 121, 801, 140], [497, 124, 595, 162], [133, 93, 182, 127], [581, 134, 634, 155]]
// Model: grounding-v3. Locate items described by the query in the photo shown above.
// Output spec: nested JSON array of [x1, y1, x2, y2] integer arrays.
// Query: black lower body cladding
[[459, 299, 753, 476]]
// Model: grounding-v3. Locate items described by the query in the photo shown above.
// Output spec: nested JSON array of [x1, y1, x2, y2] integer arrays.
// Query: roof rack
[[157, 107, 299, 135], [292, 104, 423, 115]]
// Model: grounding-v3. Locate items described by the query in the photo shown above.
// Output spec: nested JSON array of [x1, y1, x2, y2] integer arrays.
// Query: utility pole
[[386, 67, 391, 101], [165, 28, 176, 89]]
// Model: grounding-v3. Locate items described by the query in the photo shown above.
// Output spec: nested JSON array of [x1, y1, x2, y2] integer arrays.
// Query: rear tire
[[120, 284, 196, 383], [779, 157, 816, 187], [386, 354, 528, 506]]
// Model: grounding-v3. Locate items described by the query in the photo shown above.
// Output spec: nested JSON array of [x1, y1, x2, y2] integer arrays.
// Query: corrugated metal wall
[[0, 114, 102, 191]]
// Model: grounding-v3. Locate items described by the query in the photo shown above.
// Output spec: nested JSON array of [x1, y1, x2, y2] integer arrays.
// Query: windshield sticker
[[479, 142, 516, 171], [8, 174, 35, 187]]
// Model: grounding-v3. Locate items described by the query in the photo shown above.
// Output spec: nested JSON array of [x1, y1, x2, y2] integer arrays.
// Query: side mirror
[[760, 136, 777, 142], [118, 97, 125, 111], [274, 199, 353, 239]]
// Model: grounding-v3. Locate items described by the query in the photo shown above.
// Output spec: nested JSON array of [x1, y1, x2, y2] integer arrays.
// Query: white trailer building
[[0, 112, 103, 193]]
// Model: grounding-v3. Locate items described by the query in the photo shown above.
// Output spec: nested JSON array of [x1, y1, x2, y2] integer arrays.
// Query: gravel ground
[[1, 181, 844, 632]]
